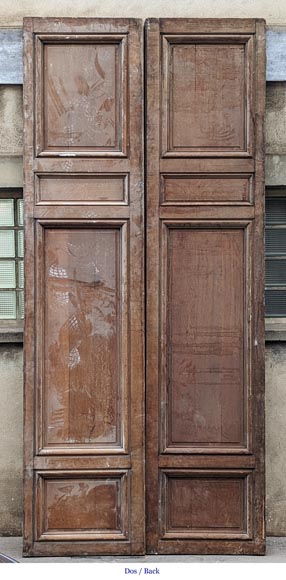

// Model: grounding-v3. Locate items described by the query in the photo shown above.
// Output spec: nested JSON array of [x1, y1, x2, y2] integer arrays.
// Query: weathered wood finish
[[146, 18, 265, 555], [23, 18, 144, 556]]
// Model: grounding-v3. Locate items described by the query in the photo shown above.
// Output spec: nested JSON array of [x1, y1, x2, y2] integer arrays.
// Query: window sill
[[265, 318, 286, 341], [0, 321, 23, 343]]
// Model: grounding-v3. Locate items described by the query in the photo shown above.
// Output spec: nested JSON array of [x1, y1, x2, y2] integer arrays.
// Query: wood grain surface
[[23, 18, 144, 557], [146, 18, 265, 555]]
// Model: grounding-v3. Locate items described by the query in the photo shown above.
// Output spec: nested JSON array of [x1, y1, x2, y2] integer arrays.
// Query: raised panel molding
[[160, 470, 253, 540], [160, 174, 253, 205], [35, 221, 129, 455], [35, 34, 128, 157], [161, 34, 254, 157], [35, 173, 129, 205], [36, 470, 130, 541], [160, 221, 252, 454]]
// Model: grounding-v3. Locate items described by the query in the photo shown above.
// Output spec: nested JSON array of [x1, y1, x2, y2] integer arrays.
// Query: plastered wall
[[0, 346, 23, 535], [0, 0, 285, 26], [1, 2, 286, 536]]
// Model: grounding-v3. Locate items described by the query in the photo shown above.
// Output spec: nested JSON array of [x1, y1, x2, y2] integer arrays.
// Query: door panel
[[36, 471, 129, 541], [160, 470, 253, 540], [36, 35, 127, 155], [24, 18, 144, 556], [162, 223, 250, 452], [146, 18, 265, 555], [39, 224, 127, 453], [161, 31, 254, 157]]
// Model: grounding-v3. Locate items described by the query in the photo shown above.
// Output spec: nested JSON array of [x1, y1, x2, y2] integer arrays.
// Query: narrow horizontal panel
[[160, 470, 252, 540], [161, 174, 252, 204], [33, 456, 132, 470], [33, 206, 130, 220], [265, 289, 286, 317], [159, 455, 255, 469], [159, 206, 255, 220], [0, 199, 14, 226], [36, 470, 129, 541], [265, 227, 286, 254], [36, 173, 128, 205], [34, 157, 131, 175], [160, 158, 255, 174]]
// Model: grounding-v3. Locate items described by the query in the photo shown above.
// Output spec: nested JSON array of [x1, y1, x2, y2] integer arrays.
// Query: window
[[266, 188, 286, 317], [0, 190, 24, 324]]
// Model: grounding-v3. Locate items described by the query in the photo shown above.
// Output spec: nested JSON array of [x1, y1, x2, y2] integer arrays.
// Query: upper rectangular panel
[[162, 35, 254, 158], [35, 34, 127, 157]]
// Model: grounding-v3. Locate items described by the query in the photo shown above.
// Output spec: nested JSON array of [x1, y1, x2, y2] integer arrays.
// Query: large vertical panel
[[146, 19, 265, 555], [24, 18, 144, 556]]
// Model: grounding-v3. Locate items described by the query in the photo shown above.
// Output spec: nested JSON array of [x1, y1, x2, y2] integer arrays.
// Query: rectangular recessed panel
[[265, 289, 286, 317], [162, 175, 251, 203], [36, 472, 129, 540], [0, 199, 14, 226], [266, 227, 286, 254], [0, 290, 16, 319], [165, 227, 246, 449], [164, 38, 250, 154], [37, 174, 128, 204], [161, 471, 249, 538], [0, 230, 15, 257], [42, 227, 125, 449], [41, 39, 125, 154]]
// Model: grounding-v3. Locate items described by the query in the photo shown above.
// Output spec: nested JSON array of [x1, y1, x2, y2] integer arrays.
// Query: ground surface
[[0, 537, 286, 563]]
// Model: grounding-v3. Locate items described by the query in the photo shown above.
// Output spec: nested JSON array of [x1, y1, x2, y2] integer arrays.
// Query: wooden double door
[[23, 17, 265, 556]]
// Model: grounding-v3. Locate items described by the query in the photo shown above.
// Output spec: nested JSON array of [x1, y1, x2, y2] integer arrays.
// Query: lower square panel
[[35, 470, 129, 541], [160, 470, 253, 540]]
